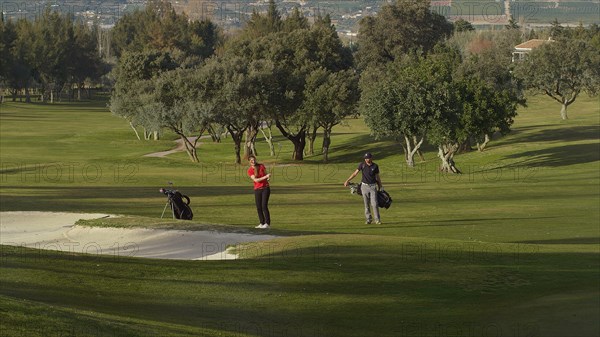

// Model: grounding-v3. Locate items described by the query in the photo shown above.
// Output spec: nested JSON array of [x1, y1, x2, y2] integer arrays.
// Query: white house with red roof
[[512, 38, 553, 62]]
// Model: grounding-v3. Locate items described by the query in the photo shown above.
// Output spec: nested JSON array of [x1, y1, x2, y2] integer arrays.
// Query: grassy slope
[[0, 95, 599, 336]]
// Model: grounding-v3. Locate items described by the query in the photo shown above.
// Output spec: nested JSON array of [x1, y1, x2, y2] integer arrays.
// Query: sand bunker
[[0, 212, 276, 260]]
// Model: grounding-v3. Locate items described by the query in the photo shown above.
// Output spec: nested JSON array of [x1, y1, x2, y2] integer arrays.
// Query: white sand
[[0, 212, 277, 260]]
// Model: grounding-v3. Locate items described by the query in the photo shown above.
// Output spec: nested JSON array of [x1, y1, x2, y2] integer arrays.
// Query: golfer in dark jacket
[[344, 152, 382, 224]]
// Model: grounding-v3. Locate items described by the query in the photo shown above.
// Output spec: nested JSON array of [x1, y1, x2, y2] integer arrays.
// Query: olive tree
[[515, 38, 599, 120]]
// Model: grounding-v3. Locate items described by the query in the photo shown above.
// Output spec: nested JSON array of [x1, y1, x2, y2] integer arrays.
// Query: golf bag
[[348, 183, 392, 209], [348, 182, 362, 196], [377, 190, 392, 209], [160, 188, 193, 220]]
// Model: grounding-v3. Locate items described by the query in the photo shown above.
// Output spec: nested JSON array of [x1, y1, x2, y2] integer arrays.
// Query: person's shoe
[[255, 224, 264, 228], [262, 224, 270, 229], [375, 221, 382, 225], [365, 220, 371, 225]]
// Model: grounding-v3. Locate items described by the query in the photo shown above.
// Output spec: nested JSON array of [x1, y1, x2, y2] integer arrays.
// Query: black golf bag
[[160, 188, 193, 220], [377, 190, 392, 209]]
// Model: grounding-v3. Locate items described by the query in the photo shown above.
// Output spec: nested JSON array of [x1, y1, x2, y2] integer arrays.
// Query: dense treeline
[[0, 9, 105, 102], [0, 0, 219, 103], [2, 0, 598, 169], [110, 0, 219, 64]]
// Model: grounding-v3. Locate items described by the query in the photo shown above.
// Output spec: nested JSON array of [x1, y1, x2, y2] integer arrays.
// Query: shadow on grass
[[345, 216, 561, 231], [502, 125, 600, 145], [0, 112, 54, 121], [503, 143, 600, 167], [321, 134, 401, 163], [1, 244, 599, 336], [512, 237, 600, 245]]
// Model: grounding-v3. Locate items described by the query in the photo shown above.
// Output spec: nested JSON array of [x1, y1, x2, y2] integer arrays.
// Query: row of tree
[[0, 9, 105, 102], [81, 0, 600, 170], [0, 0, 220, 103], [110, 1, 357, 164], [2, 0, 598, 171]]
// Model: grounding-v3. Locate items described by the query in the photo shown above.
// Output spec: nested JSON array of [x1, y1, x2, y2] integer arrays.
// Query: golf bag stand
[[161, 199, 174, 219], [159, 188, 194, 220]]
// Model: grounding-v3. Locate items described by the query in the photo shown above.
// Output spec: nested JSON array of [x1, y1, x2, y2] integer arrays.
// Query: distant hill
[[170, 0, 599, 30], [2, 0, 598, 31]]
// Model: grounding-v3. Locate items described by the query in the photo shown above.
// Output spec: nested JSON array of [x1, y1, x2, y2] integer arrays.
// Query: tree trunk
[[400, 142, 408, 162], [547, 90, 578, 120], [322, 128, 332, 162], [404, 136, 415, 167], [234, 143, 242, 164], [275, 120, 306, 161], [288, 131, 306, 161], [25, 87, 31, 103], [403, 135, 425, 167], [560, 102, 568, 120], [129, 122, 141, 140], [233, 134, 243, 165], [153, 131, 159, 140], [57, 85, 64, 102], [77, 83, 83, 101], [280, 130, 306, 161], [208, 125, 222, 143], [244, 123, 259, 160], [308, 125, 318, 156], [477, 134, 491, 152], [259, 124, 275, 156], [227, 126, 246, 165], [438, 144, 461, 174], [458, 138, 473, 154], [180, 134, 198, 162], [39, 86, 45, 102]]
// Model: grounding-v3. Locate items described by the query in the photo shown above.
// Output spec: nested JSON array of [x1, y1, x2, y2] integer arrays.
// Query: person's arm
[[250, 166, 270, 183], [251, 174, 270, 183], [344, 169, 360, 186], [376, 173, 382, 191]]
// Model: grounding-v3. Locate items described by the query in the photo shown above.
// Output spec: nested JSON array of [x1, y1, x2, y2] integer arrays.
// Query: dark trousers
[[254, 187, 271, 225]]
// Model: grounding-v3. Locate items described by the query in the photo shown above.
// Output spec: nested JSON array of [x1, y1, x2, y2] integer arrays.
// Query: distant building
[[512, 39, 553, 62]]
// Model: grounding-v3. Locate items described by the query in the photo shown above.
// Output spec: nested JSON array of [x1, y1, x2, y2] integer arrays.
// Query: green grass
[[0, 94, 599, 336]]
